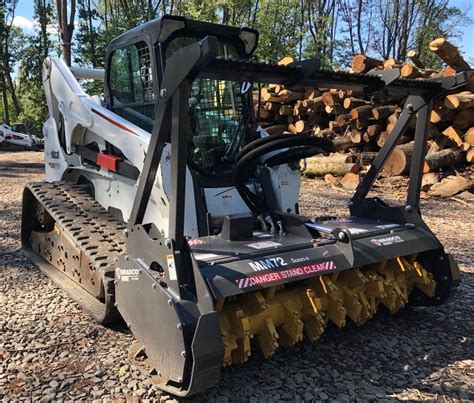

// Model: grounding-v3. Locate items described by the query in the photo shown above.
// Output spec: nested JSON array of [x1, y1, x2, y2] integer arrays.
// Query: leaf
[[117, 365, 128, 376]]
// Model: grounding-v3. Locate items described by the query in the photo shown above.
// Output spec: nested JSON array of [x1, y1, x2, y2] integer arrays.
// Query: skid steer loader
[[22, 15, 467, 396]]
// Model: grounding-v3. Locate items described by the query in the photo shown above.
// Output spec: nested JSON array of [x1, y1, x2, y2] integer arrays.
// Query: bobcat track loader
[[22, 15, 466, 396]]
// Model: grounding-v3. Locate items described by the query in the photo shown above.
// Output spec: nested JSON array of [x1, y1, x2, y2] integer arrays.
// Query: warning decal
[[167, 255, 177, 280], [236, 260, 336, 289]]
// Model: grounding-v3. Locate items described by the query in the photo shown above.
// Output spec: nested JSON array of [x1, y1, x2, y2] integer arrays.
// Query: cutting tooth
[[279, 299, 304, 346], [407, 260, 437, 297], [241, 291, 268, 314], [219, 314, 238, 367], [301, 289, 325, 342], [335, 269, 373, 325], [377, 260, 408, 313], [314, 276, 346, 327], [224, 306, 251, 363], [256, 317, 279, 358]]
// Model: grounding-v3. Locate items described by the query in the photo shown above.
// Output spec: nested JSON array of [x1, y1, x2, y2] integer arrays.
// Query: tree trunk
[[384, 141, 417, 175], [429, 175, 470, 197], [429, 38, 471, 71], [343, 97, 368, 109], [5, 70, 20, 116], [2, 86, 9, 125], [333, 135, 356, 151], [465, 128, 474, 146], [372, 105, 397, 120], [350, 105, 373, 120], [424, 148, 466, 173], [453, 109, 474, 130], [351, 54, 383, 73], [444, 93, 474, 110], [56, 0, 76, 66], [441, 126, 464, 147], [406, 49, 424, 68], [305, 153, 355, 177]]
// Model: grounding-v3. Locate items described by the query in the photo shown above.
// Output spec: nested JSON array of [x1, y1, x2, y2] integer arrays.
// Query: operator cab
[[105, 16, 259, 177], [103, 16, 321, 238]]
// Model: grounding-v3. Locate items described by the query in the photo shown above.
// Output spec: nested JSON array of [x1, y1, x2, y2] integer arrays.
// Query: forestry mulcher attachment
[[22, 16, 466, 396]]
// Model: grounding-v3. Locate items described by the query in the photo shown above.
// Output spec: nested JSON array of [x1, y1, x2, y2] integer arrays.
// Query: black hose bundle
[[233, 134, 333, 216]]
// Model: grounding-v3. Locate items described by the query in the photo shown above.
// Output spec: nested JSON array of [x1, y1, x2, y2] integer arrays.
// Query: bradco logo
[[370, 235, 403, 246], [249, 257, 287, 272], [116, 267, 139, 281]]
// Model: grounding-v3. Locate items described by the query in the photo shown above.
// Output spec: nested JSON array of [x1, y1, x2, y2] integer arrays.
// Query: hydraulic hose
[[234, 135, 333, 216]]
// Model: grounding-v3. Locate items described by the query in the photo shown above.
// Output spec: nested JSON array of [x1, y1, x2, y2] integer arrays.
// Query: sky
[[11, 0, 474, 63]]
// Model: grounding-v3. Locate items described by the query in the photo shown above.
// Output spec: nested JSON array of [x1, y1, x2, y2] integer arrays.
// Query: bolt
[[181, 351, 186, 358], [152, 283, 157, 289], [177, 323, 182, 330], [439, 256, 444, 261], [167, 299, 173, 306], [160, 88, 167, 97], [114, 303, 118, 308], [406, 103, 414, 112], [442, 276, 448, 281], [348, 201, 354, 207], [139, 269, 142, 275], [177, 377, 182, 383], [338, 231, 346, 241], [165, 238, 172, 249], [405, 205, 412, 212], [114, 280, 118, 285], [127, 323, 132, 329], [436, 296, 441, 301]]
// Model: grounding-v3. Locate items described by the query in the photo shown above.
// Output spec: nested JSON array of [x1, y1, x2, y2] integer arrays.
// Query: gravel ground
[[0, 150, 472, 402]]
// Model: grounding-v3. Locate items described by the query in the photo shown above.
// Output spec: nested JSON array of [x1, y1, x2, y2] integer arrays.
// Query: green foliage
[[253, 0, 302, 62], [1, 0, 471, 133], [15, 0, 55, 133]]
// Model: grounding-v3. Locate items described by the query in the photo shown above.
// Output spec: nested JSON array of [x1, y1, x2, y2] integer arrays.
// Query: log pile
[[256, 38, 473, 195]]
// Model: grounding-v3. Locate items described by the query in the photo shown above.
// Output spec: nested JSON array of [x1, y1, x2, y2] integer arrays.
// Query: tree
[[16, 0, 55, 132], [56, 0, 76, 65], [0, 0, 20, 124], [336, 0, 470, 69]]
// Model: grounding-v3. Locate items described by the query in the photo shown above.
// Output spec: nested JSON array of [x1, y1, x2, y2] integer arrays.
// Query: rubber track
[[26, 181, 126, 323]]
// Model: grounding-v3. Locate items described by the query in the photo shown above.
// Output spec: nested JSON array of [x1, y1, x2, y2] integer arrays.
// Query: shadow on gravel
[[0, 161, 44, 178]]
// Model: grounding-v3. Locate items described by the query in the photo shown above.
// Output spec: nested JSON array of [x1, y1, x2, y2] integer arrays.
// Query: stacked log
[[256, 37, 473, 194]]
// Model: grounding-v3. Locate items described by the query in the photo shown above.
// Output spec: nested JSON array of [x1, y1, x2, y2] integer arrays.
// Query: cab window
[[109, 42, 155, 132]]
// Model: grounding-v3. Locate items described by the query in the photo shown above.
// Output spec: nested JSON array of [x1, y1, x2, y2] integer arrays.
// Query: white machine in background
[[0, 123, 39, 150]]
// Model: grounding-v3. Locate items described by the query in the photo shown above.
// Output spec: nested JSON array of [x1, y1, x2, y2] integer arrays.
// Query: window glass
[[165, 36, 240, 60], [109, 42, 155, 131], [166, 37, 253, 175]]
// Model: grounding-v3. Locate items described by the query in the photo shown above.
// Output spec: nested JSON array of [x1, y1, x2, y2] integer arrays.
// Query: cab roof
[[107, 15, 259, 57]]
